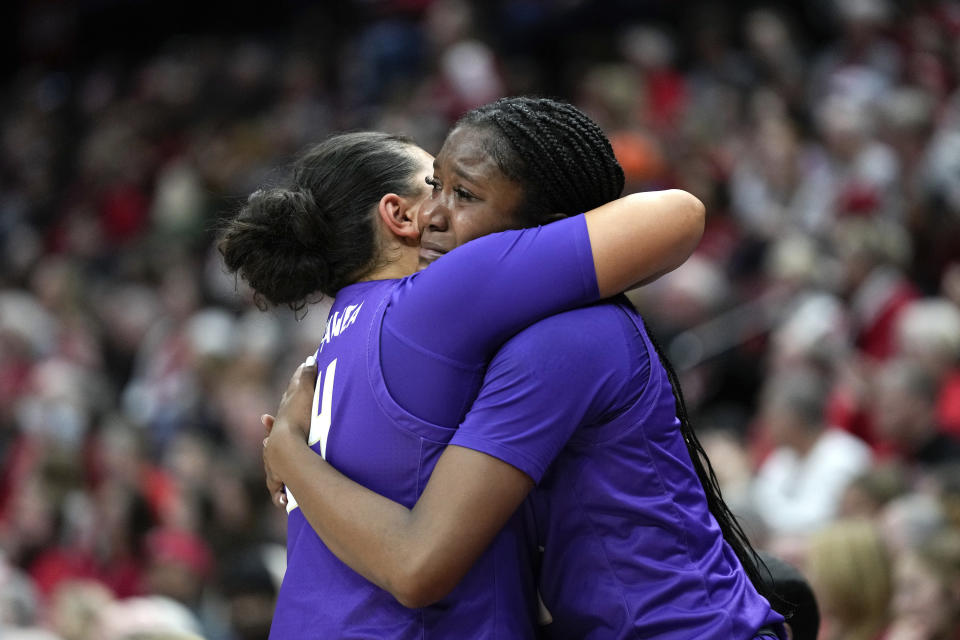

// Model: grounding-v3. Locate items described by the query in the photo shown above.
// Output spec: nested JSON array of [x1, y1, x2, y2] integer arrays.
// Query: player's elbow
[[656, 189, 705, 275], [390, 560, 456, 609], [393, 584, 440, 609], [667, 189, 706, 249]]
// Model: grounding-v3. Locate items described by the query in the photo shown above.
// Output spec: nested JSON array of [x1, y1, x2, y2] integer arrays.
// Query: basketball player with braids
[[223, 108, 707, 637], [439, 98, 786, 638], [241, 98, 785, 638]]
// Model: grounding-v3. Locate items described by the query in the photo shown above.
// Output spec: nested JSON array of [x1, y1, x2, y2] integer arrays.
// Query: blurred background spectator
[[752, 368, 873, 536], [1, 0, 960, 637], [805, 519, 892, 640]]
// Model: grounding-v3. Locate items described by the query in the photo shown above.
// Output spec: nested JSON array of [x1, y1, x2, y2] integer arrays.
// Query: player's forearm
[[585, 190, 705, 298], [271, 427, 440, 607]]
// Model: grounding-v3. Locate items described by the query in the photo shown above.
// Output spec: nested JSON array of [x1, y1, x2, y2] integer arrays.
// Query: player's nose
[[420, 198, 449, 233]]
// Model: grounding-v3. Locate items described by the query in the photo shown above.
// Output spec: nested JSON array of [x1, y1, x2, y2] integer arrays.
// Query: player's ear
[[377, 193, 418, 241]]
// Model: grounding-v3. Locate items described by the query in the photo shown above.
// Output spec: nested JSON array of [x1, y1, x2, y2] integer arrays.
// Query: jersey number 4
[[309, 358, 338, 459]]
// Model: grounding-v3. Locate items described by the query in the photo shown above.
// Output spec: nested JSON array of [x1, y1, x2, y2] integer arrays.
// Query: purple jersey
[[454, 299, 785, 639], [270, 215, 597, 639]]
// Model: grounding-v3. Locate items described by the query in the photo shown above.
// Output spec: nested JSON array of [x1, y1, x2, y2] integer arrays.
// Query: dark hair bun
[[219, 187, 332, 310], [220, 132, 421, 309]]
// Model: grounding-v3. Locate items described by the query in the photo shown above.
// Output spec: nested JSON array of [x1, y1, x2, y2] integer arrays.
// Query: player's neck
[[358, 242, 419, 282]]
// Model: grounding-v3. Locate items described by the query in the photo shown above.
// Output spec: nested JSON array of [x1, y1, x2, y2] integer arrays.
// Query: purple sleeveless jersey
[[270, 215, 598, 639], [454, 300, 786, 639]]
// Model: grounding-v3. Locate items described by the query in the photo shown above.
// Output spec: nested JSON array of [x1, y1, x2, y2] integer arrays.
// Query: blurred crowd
[[1, 0, 960, 638]]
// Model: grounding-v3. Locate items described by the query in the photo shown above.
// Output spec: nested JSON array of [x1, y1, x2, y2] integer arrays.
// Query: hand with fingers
[[262, 357, 319, 509], [262, 413, 286, 508]]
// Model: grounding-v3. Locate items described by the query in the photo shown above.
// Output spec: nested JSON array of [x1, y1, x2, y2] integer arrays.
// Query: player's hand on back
[[262, 358, 318, 508], [261, 414, 286, 508], [276, 357, 317, 441]]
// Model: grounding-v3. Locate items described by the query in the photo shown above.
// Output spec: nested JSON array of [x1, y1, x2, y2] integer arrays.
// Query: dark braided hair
[[219, 132, 422, 311], [460, 96, 780, 610], [455, 97, 625, 225]]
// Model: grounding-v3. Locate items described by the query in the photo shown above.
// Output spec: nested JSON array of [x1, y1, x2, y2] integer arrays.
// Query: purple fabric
[[270, 215, 598, 639], [380, 214, 597, 426], [453, 299, 786, 639]]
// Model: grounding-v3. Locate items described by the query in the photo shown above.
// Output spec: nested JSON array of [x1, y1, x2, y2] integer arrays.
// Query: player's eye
[[454, 187, 476, 201], [425, 176, 441, 191]]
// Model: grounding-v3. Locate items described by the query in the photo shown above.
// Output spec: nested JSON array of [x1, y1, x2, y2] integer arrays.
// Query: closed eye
[[455, 187, 476, 201], [425, 176, 441, 192]]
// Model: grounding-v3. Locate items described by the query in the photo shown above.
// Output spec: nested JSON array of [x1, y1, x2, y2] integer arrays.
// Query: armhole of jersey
[[366, 281, 461, 441], [568, 304, 667, 447]]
